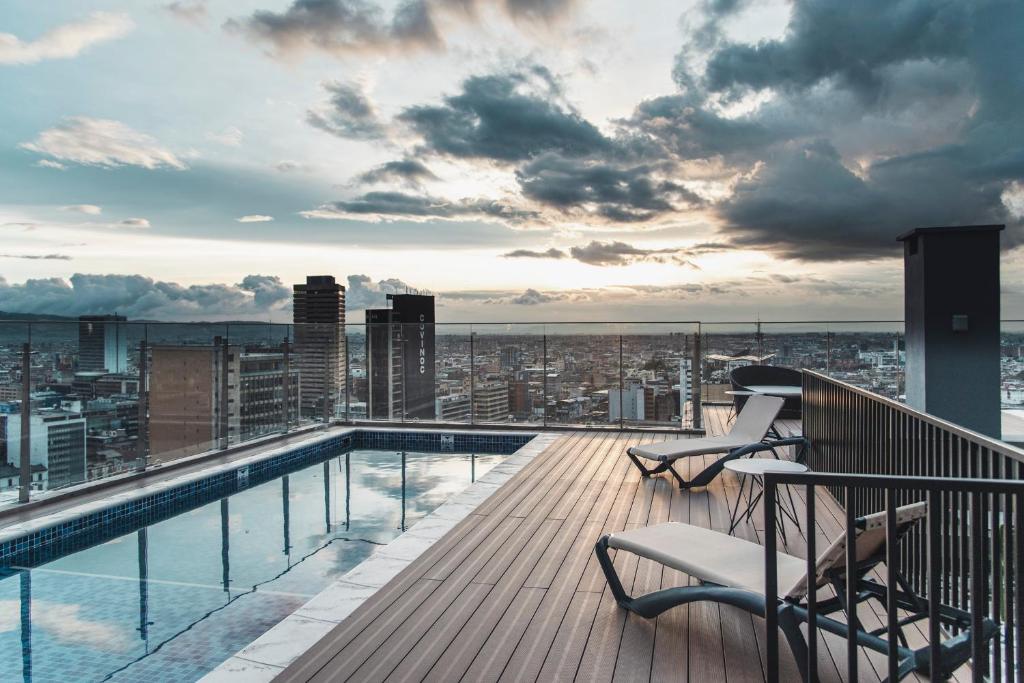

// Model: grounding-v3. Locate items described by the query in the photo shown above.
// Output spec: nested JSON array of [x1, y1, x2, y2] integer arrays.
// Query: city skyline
[[1, 0, 1022, 323]]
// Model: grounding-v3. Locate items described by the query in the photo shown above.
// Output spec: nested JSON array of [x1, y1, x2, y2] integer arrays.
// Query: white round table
[[724, 458, 808, 541], [743, 385, 802, 398]]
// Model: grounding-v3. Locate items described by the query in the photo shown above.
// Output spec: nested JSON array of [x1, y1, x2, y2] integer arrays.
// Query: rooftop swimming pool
[[0, 430, 533, 683]]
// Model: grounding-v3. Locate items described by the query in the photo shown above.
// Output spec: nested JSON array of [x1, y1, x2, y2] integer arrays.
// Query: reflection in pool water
[[0, 449, 501, 683]]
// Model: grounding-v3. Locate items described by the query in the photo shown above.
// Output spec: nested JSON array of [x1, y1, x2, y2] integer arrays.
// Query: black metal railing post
[[19, 341, 31, 504], [542, 330, 548, 429], [618, 333, 624, 430], [691, 330, 702, 430], [281, 338, 291, 433], [469, 329, 475, 426], [137, 333, 149, 470]]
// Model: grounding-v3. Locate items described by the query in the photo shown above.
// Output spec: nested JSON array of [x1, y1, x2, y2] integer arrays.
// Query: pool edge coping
[[198, 431, 562, 683]]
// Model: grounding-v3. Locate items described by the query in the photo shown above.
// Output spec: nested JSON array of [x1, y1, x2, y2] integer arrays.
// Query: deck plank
[[280, 410, 897, 683]]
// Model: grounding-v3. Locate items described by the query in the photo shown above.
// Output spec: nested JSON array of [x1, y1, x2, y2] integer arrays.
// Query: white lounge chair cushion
[[607, 522, 807, 598], [629, 435, 752, 461]]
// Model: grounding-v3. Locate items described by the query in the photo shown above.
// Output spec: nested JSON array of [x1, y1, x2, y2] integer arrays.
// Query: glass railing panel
[[0, 321, 32, 505], [435, 324, 472, 425], [464, 323, 544, 425], [1000, 320, 1024, 445], [699, 323, 758, 407], [290, 321, 344, 425], [143, 323, 228, 466], [619, 323, 700, 430], [224, 322, 294, 442], [542, 323, 621, 427]]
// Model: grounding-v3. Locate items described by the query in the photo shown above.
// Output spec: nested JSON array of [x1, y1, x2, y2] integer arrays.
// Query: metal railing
[[0, 319, 1020, 505], [764, 471, 1024, 682], [757, 371, 1024, 681]]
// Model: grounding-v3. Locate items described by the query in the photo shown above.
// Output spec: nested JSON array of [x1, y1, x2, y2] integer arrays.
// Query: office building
[[436, 393, 471, 422], [148, 344, 298, 462], [78, 315, 128, 373], [609, 383, 645, 422], [293, 275, 346, 420], [473, 380, 509, 422], [1, 406, 86, 489], [366, 294, 435, 420]]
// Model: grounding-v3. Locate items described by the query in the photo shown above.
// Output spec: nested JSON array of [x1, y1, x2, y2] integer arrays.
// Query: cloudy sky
[[0, 0, 1021, 323]]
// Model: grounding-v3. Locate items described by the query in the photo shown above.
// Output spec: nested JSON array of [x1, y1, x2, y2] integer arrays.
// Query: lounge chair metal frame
[[626, 427, 810, 490], [594, 508, 997, 682]]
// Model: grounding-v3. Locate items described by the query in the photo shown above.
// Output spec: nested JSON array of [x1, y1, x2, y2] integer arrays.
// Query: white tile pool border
[[200, 432, 560, 683]]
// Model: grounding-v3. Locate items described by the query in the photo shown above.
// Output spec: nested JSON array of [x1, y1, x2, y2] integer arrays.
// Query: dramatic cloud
[[0, 253, 72, 261], [516, 153, 702, 223], [569, 240, 695, 266], [307, 81, 388, 140], [225, 0, 577, 60], [120, 218, 151, 228], [615, 0, 1024, 260], [0, 273, 291, 320], [502, 247, 566, 259], [275, 160, 312, 173], [0, 12, 133, 65], [224, 0, 441, 60], [164, 1, 208, 25], [302, 191, 538, 224], [345, 274, 419, 310], [237, 274, 290, 308], [60, 204, 102, 215], [703, 0, 969, 102], [357, 159, 437, 187], [236, 214, 274, 222], [20, 118, 187, 170], [36, 160, 67, 170], [398, 67, 610, 162]]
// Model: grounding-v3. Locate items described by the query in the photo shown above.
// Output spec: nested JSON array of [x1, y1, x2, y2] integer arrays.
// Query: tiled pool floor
[[0, 449, 504, 683]]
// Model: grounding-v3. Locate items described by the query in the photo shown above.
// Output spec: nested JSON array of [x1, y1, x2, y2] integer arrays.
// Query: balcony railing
[[0, 319, 1021, 504], [761, 371, 1024, 681]]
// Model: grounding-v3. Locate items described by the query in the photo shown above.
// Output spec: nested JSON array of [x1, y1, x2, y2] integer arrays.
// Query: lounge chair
[[626, 394, 807, 489], [594, 502, 997, 681]]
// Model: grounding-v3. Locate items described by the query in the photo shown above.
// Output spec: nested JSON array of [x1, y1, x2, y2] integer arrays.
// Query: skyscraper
[[293, 276, 346, 420], [78, 315, 128, 373], [366, 294, 435, 420]]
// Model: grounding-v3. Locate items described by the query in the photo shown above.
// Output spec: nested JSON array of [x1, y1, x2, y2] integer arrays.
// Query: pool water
[[0, 449, 504, 683]]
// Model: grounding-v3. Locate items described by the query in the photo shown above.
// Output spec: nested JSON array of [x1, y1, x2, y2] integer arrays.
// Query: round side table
[[724, 458, 808, 543]]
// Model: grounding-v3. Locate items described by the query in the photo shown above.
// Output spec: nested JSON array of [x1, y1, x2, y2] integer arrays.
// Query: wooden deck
[[277, 406, 932, 683]]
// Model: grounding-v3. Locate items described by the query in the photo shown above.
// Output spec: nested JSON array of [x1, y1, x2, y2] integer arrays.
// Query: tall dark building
[[293, 276, 346, 420], [366, 294, 435, 420], [78, 315, 128, 372]]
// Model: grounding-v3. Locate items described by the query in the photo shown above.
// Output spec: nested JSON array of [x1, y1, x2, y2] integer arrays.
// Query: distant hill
[[0, 311, 76, 322]]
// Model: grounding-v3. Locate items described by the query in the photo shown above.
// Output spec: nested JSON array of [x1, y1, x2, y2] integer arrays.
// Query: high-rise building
[[366, 294, 435, 420], [293, 276, 346, 420], [78, 315, 128, 373]]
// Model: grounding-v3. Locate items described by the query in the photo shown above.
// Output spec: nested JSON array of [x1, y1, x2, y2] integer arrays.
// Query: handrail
[[803, 369, 1024, 464]]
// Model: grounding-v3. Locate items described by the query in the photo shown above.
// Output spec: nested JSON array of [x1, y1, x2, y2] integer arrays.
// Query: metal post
[[19, 342, 31, 504], [323, 325, 332, 425], [20, 569, 31, 682], [217, 336, 230, 450], [469, 330, 475, 426], [281, 339, 290, 433], [618, 334, 624, 430], [344, 327, 351, 423], [137, 335, 148, 471], [826, 330, 833, 375], [137, 529, 150, 645], [220, 498, 230, 592], [400, 324, 407, 424], [542, 332, 548, 428], [691, 331, 703, 430]]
